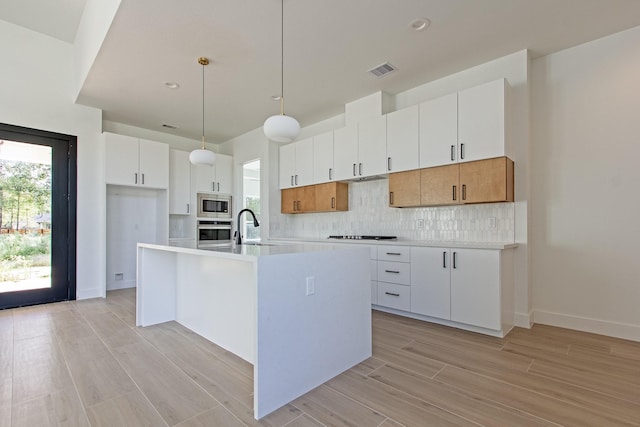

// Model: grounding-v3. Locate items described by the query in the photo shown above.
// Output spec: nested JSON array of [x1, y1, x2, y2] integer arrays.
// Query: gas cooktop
[[328, 235, 397, 240]]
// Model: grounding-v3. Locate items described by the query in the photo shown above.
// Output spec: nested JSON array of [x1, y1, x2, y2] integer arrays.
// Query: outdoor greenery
[[0, 158, 52, 286]]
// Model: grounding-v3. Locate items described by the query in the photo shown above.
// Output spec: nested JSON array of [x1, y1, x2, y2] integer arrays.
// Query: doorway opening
[[242, 160, 260, 242], [0, 124, 76, 309]]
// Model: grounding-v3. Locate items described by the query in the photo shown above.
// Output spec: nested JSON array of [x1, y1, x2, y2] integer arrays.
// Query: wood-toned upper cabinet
[[420, 164, 460, 206], [458, 78, 507, 163], [281, 185, 317, 213], [281, 187, 298, 214], [459, 157, 514, 204], [388, 169, 421, 207], [315, 182, 348, 212], [386, 105, 419, 173]]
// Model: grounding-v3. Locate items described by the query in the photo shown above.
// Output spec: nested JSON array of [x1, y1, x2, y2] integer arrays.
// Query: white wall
[[531, 26, 640, 340], [0, 19, 104, 299]]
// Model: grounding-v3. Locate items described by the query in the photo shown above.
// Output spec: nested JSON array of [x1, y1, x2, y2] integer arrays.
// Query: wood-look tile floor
[[1, 288, 639, 426]]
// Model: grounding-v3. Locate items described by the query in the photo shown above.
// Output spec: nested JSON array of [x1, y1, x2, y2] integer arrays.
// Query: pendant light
[[263, 0, 300, 143], [189, 57, 216, 165]]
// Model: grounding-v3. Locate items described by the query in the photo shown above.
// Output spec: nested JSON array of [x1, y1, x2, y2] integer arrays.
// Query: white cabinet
[[357, 115, 387, 178], [386, 105, 419, 172], [279, 138, 314, 189], [333, 116, 387, 181], [419, 78, 509, 168], [333, 124, 358, 181], [312, 131, 334, 183], [419, 93, 458, 168], [457, 78, 508, 163], [104, 132, 169, 189], [169, 150, 191, 215], [450, 249, 502, 331], [410, 247, 451, 319], [194, 153, 233, 194], [374, 246, 411, 312]]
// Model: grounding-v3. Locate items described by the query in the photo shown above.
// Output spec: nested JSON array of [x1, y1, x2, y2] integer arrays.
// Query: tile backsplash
[[270, 179, 515, 242]]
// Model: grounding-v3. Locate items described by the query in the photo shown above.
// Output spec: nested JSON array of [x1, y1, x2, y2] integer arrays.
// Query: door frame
[[0, 123, 77, 307]]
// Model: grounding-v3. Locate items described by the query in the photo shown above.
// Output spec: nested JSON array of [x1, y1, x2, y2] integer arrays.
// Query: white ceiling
[[3, 0, 640, 144]]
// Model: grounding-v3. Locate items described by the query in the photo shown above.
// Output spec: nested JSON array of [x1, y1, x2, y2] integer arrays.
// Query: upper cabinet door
[[104, 133, 139, 186], [386, 105, 419, 173], [169, 150, 191, 215], [214, 153, 233, 194], [333, 124, 358, 181], [357, 115, 387, 178], [313, 131, 334, 183], [458, 78, 506, 163], [194, 163, 217, 193], [138, 138, 169, 189], [279, 143, 296, 189], [295, 137, 314, 187], [419, 93, 458, 168]]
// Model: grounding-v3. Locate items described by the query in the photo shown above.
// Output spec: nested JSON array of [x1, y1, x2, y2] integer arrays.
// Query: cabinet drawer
[[377, 246, 410, 262], [377, 261, 410, 285], [377, 283, 410, 311]]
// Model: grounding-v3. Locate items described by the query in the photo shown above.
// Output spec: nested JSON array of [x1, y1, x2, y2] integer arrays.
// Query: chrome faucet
[[235, 208, 260, 245]]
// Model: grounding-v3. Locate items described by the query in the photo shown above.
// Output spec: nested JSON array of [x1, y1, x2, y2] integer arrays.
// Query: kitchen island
[[136, 242, 371, 419]]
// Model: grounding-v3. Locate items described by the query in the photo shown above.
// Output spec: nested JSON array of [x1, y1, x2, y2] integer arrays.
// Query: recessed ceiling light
[[271, 95, 282, 101], [409, 18, 430, 32], [164, 81, 180, 89], [162, 124, 178, 129]]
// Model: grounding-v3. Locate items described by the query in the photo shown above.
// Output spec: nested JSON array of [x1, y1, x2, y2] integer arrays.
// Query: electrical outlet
[[489, 217, 497, 229], [306, 276, 315, 296], [416, 219, 425, 229]]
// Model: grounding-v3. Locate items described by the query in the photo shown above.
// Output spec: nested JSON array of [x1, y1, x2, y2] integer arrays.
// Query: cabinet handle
[[386, 252, 401, 256], [291, 176, 294, 187], [462, 184, 466, 201], [331, 197, 335, 209], [384, 270, 400, 274], [187, 203, 190, 214], [141, 173, 145, 185], [217, 182, 220, 192], [295, 175, 298, 186], [352, 163, 357, 177], [443, 251, 447, 268], [385, 292, 400, 297], [387, 157, 392, 171], [329, 168, 332, 181], [359, 163, 363, 176], [389, 192, 394, 205], [297, 201, 301, 211], [135, 173, 138, 184], [451, 145, 455, 161], [452, 185, 457, 201], [460, 143, 465, 159], [453, 251, 457, 269]]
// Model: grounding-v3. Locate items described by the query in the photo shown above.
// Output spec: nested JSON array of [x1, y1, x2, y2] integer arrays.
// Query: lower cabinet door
[[410, 247, 451, 319], [450, 249, 501, 330], [377, 282, 410, 311]]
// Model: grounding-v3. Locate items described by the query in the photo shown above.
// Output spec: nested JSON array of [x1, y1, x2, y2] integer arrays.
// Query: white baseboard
[[76, 286, 102, 300], [534, 310, 640, 342], [106, 280, 136, 291], [514, 311, 533, 329]]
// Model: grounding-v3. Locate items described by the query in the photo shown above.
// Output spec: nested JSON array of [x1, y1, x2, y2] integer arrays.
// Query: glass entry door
[[0, 124, 76, 309]]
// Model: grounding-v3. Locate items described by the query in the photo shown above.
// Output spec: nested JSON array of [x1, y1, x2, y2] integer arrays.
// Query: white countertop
[[138, 242, 369, 261], [269, 237, 518, 250]]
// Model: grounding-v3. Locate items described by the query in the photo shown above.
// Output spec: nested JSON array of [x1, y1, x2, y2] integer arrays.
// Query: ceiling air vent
[[368, 62, 397, 78]]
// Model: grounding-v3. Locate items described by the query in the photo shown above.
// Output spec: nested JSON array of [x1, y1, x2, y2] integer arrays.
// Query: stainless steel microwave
[[197, 193, 232, 219]]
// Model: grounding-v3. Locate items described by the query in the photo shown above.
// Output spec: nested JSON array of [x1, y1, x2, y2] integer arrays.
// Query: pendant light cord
[[202, 60, 206, 149], [280, 0, 285, 115]]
